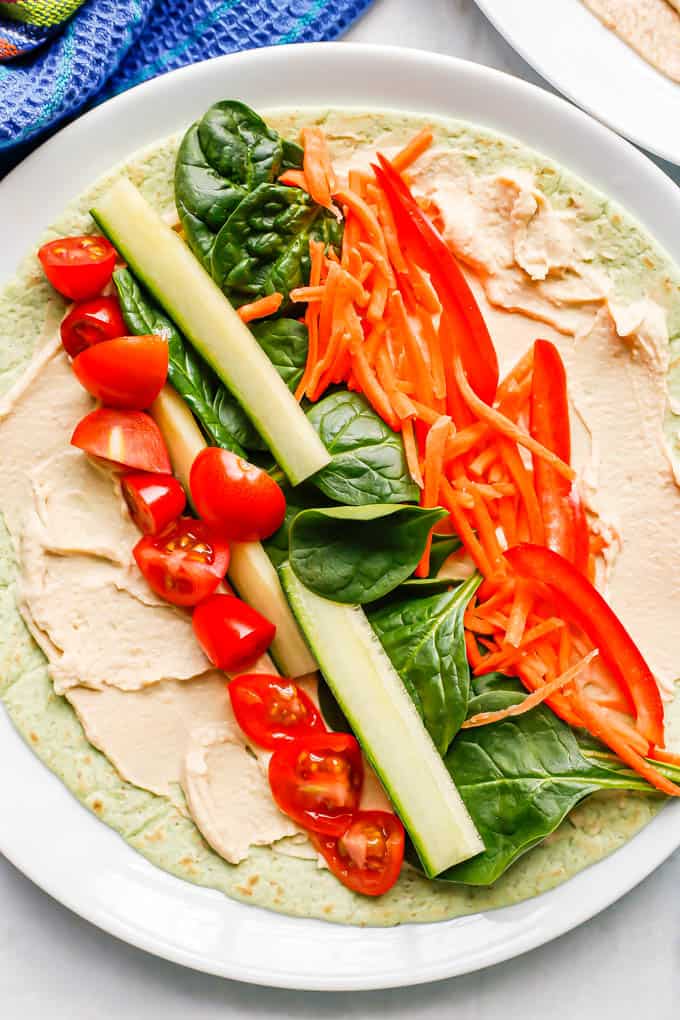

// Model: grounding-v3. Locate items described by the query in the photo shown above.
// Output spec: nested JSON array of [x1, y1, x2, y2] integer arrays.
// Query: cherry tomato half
[[71, 408, 171, 473], [311, 811, 405, 897], [192, 594, 275, 671], [60, 296, 127, 358], [38, 235, 117, 301], [134, 518, 230, 607], [122, 472, 186, 535], [268, 733, 363, 836], [229, 674, 325, 749], [190, 447, 286, 541], [72, 335, 168, 410]]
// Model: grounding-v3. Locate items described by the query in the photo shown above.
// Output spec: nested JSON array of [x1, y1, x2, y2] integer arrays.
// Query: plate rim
[[472, 0, 680, 166], [1, 42, 679, 990]]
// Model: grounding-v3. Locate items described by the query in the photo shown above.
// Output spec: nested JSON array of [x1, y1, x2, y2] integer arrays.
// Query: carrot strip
[[390, 291, 435, 407], [289, 285, 326, 303], [456, 474, 505, 574], [465, 631, 485, 672], [463, 650, 599, 729], [505, 579, 533, 648], [375, 190, 408, 272], [410, 399, 444, 426], [301, 126, 335, 209], [279, 169, 309, 190], [497, 437, 545, 544], [401, 417, 424, 487], [416, 415, 452, 576], [352, 347, 400, 431], [453, 357, 575, 481], [334, 188, 387, 254], [495, 346, 534, 405], [444, 422, 489, 462], [237, 292, 283, 323], [476, 618, 566, 673], [416, 303, 446, 401], [358, 241, 396, 287], [407, 258, 440, 314], [440, 477, 493, 577], [650, 748, 680, 767], [364, 321, 387, 362], [391, 126, 434, 173], [474, 579, 516, 618], [376, 347, 417, 420], [367, 274, 389, 323], [464, 614, 498, 636], [469, 444, 499, 477]]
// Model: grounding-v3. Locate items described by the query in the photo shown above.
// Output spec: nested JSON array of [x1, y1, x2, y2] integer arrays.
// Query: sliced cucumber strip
[[92, 178, 330, 485], [150, 385, 317, 678], [279, 564, 484, 876]]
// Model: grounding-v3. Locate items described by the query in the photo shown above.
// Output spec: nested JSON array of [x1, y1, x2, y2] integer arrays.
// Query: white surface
[[474, 0, 680, 165], [1, 0, 679, 1013]]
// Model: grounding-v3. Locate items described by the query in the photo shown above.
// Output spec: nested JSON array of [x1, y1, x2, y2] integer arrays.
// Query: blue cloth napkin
[[0, 0, 373, 175]]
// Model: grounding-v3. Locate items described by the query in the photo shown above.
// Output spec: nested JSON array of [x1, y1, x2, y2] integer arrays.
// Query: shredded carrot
[[440, 477, 493, 577], [476, 618, 566, 673], [496, 346, 534, 405], [301, 126, 336, 209], [469, 444, 499, 477], [334, 188, 387, 255], [401, 417, 424, 487], [390, 291, 435, 406], [650, 747, 680, 767], [376, 347, 417, 420], [465, 631, 485, 671], [453, 357, 575, 481], [410, 399, 444, 426], [407, 257, 440, 314], [237, 292, 283, 323], [463, 614, 498, 636], [279, 169, 309, 190], [352, 347, 400, 431], [364, 321, 387, 362], [416, 415, 452, 576], [295, 241, 325, 400], [375, 189, 408, 272], [357, 241, 396, 287], [415, 303, 446, 402], [367, 274, 389, 324], [505, 580, 533, 648], [289, 285, 326, 303], [497, 437, 545, 544], [463, 651, 599, 729], [391, 126, 434, 173], [444, 422, 489, 463]]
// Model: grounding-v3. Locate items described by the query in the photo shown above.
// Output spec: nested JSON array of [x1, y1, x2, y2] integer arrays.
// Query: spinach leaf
[[289, 504, 447, 604], [175, 100, 284, 267], [211, 182, 342, 309], [250, 318, 308, 394], [368, 574, 481, 754], [396, 577, 460, 596], [114, 268, 252, 455], [439, 689, 660, 886], [281, 138, 304, 170], [429, 535, 463, 575], [261, 484, 322, 570], [308, 391, 419, 506], [114, 269, 309, 455]]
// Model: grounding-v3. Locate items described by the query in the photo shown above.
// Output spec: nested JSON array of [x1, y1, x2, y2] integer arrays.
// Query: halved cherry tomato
[[228, 674, 325, 749], [268, 733, 363, 836], [311, 811, 405, 896], [60, 296, 127, 358], [71, 408, 171, 473], [121, 472, 186, 535], [72, 335, 168, 410], [38, 235, 117, 301], [134, 517, 229, 607], [193, 594, 275, 671], [190, 447, 286, 541]]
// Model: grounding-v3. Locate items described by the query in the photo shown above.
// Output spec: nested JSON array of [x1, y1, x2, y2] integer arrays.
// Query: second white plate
[[474, 0, 680, 165]]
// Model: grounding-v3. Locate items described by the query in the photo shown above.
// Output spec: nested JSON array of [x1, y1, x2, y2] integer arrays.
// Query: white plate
[[474, 0, 680, 165], [1, 43, 679, 991]]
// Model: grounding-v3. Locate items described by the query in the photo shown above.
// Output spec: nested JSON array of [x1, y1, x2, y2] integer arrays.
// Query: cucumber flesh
[[92, 178, 330, 486], [279, 564, 484, 876], [150, 386, 317, 678]]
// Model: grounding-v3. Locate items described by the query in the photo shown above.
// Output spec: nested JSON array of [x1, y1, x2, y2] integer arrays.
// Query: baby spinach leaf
[[288, 504, 447, 604], [308, 391, 419, 505], [175, 100, 284, 267], [250, 318, 308, 394], [429, 535, 463, 575], [368, 574, 481, 754], [115, 269, 309, 455], [395, 577, 459, 596], [439, 690, 660, 886], [114, 268, 251, 455], [262, 484, 322, 570], [211, 182, 342, 309], [281, 138, 304, 170]]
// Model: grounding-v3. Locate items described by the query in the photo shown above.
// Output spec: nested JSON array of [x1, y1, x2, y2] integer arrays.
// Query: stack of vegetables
[[36, 99, 680, 899]]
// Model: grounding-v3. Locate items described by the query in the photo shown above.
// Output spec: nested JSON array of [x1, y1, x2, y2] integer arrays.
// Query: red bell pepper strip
[[372, 156, 499, 406], [505, 543, 665, 747], [530, 339, 589, 572]]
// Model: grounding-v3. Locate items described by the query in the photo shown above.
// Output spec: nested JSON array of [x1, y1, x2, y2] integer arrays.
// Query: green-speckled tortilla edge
[[0, 109, 677, 927]]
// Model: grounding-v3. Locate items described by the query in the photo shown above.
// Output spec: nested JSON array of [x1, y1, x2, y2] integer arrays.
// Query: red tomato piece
[[192, 594, 275, 671], [38, 236, 117, 301], [60, 296, 127, 358], [72, 335, 168, 410], [311, 811, 405, 896], [228, 674, 325, 749], [190, 447, 286, 541], [71, 408, 171, 473], [268, 733, 363, 836], [134, 518, 229, 607], [121, 472, 186, 535]]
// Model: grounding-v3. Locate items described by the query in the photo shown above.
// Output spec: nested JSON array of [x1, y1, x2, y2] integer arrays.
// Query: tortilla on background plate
[[1, 108, 679, 926]]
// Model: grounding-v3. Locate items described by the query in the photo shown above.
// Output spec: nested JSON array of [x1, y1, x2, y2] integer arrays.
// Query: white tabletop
[[1, 1, 678, 1015]]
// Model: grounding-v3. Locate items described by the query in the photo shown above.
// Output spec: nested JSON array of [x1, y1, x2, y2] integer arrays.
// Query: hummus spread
[[582, 0, 680, 84]]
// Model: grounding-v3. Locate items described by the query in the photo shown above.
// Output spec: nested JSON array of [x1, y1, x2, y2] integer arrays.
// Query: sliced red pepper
[[529, 340, 589, 570], [373, 155, 498, 406], [505, 543, 665, 747]]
